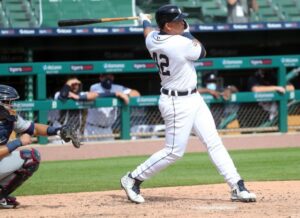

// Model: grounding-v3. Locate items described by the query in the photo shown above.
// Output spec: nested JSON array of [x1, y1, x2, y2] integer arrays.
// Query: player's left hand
[[59, 125, 81, 148], [139, 13, 151, 24]]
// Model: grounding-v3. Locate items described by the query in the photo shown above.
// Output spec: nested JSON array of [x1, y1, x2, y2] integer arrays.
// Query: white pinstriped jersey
[[145, 31, 202, 91]]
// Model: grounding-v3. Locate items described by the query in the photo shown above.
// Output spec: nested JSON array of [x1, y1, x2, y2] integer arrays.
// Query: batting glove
[[139, 13, 151, 24]]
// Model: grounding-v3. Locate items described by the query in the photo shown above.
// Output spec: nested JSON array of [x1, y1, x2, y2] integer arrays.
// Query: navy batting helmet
[[155, 4, 188, 29], [0, 85, 19, 101]]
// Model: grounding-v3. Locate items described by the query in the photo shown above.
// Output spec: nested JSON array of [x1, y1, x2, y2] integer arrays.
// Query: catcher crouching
[[0, 84, 81, 209]]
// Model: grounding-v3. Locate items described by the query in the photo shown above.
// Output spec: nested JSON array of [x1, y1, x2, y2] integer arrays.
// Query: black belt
[[161, 88, 197, 96]]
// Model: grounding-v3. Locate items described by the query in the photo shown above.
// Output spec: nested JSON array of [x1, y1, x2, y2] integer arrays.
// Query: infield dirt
[[1, 134, 299, 217], [1, 181, 299, 218]]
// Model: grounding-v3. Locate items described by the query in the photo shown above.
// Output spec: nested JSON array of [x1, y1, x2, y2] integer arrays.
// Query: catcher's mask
[[155, 4, 188, 29], [0, 84, 19, 121]]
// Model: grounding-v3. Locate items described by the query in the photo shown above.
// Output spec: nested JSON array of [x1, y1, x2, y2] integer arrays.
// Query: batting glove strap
[[143, 20, 151, 29]]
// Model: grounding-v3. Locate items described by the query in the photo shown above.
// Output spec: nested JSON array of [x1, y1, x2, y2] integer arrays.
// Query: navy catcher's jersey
[[0, 115, 32, 145]]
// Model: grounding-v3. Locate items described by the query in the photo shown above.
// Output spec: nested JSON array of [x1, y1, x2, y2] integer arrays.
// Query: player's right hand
[[19, 134, 32, 146]]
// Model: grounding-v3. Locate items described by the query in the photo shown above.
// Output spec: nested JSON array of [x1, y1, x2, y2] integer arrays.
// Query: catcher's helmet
[[155, 4, 188, 29], [0, 85, 19, 121], [0, 85, 19, 101]]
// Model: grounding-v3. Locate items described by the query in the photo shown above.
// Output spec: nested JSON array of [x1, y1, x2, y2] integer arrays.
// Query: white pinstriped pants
[[131, 92, 241, 188]]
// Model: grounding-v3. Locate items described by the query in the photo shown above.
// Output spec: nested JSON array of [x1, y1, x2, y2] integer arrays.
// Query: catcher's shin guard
[[0, 148, 40, 198]]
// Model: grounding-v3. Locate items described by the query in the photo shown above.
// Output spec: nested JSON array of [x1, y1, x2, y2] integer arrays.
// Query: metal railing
[[1, 55, 299, 143]]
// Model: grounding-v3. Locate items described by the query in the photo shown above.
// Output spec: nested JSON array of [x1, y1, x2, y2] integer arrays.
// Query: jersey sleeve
[[182, 37, 206, 61], [113, 84, 131, 95], [14, 115, 33, 134]]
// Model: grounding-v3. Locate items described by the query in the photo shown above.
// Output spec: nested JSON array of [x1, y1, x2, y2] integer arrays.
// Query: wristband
[[143, 20, 151, 29], [7, 139, 22, 153], [47, 126, 61, 136]]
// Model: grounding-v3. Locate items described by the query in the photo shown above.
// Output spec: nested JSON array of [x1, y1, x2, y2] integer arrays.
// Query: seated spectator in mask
[[84, 74, 140, 141]]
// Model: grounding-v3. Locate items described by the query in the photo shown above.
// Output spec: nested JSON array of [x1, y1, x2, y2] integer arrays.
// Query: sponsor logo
[[133, 63, 156, 69], [281, 57, 299, 66], [1, 29, 15, 35], [198, 25, 214, 31], [254, 92, 275, 101], [129, 27, 143, 32], [250, 23, 265, 29], [92, 28, 109, 33], [250, 59, 272, 65], [56, 28, 73, 34], [71, 64, 93, 71], [112, 28, 125, 33], [75, 28, 90, 34], [137, 97, 158, 106], [9, 66, 33, 73], [43, 64, 63, 74], [232, 24, 248, 30], [39, 29, 53, 34], [284, 22, 298, 28], [216, 25, 230, 30], [194, 61, 213, 67], [266, 23, 282, 29], [19, 29, 35, 34], [13, 102, 35, 110], [222, 59, 243, 68], [103, 63, 125, 72]]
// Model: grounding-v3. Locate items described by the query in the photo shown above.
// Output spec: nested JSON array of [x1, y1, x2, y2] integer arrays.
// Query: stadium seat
[[171, 0, 202, 8], [201, 0, 227, 23], [137, 0, 170, 13], [2, 0, 39, 27], [40, 0, 135, 27]]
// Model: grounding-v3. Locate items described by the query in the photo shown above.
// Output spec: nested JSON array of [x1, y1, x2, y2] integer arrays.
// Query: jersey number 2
[[153, 52, 170, 76]]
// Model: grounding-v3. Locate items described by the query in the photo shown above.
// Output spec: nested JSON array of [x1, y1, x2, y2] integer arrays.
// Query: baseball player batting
[[0, 85, 80, 209], [121, 4, 256, 204]]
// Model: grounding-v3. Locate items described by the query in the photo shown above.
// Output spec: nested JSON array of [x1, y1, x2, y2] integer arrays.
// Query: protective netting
[[17, 100, 300, 142], [47, 107, 121, 142], [288, 100, 300, 131], [130, 106, 164, 139], [212, 102, 279, 133]]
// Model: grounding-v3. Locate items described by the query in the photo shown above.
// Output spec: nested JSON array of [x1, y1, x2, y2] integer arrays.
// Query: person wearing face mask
[[237, 69, 295, 129], [84, 74, 140, 141], [198, 73, 239, 129]]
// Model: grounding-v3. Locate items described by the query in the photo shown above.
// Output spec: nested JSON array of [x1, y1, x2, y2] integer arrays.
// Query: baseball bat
[[58, 15, 151, 27]]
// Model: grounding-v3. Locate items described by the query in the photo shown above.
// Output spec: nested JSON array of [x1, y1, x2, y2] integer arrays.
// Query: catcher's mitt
[[60, 125, 81, 148]]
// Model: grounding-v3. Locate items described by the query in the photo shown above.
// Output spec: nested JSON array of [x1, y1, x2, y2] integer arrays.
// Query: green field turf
[[15, 147, 300, 196]]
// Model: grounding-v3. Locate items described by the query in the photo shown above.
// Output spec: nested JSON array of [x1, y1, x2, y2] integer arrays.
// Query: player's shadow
[[20, 204, 67, 209], [108, 194, 228, 203], [146, 195, 228, 203]]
